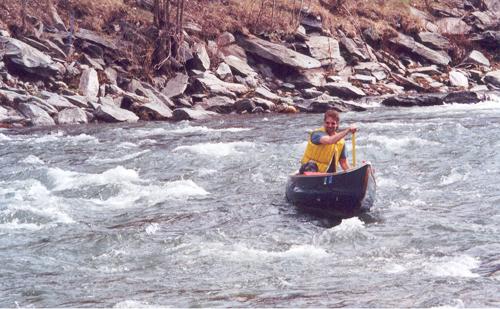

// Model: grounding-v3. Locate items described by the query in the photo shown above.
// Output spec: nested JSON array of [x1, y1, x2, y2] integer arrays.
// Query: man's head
[[323, 110, 340, 135]]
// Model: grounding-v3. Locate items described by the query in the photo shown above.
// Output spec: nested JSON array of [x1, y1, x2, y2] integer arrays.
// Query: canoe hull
[[285, 163, 376, 218]]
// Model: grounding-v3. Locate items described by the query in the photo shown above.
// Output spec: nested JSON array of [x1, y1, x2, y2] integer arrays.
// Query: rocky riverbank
[[1, 0, 499, 128]]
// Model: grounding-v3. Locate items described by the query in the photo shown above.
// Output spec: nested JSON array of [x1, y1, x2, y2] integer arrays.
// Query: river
[[1, 97, 499, 307]]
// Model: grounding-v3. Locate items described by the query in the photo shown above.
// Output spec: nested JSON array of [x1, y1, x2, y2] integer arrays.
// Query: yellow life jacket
[[300, 127, 345, 173]]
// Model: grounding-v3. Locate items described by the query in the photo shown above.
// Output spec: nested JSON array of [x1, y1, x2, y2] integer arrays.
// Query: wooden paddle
[[352, 131, 356, 167]]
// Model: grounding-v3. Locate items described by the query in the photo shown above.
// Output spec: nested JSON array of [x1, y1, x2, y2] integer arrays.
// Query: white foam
[[47, 166, 141, 191], [90, 179, 209, 208], [87, 150, 150, 164], [367, 134, 439, 153], [314, 218, 369, 245], [171, 125, 251, 134], [19, 155, 45, 165], [430, 299, 465, 309], [173, 141, 255, 157], [440, 167, 470, 185], [118, 142, 139, 148], [145, 223, 159, 235], [205, 243, 329, 261], [66, 133, 99, 144], [0, 179, 75, 228], [113, 300, 154, 308], [0, 133, 11, 141], [0, 218, 44, 231], [425, 255, 480, 278], [197, 168, 217, 177]]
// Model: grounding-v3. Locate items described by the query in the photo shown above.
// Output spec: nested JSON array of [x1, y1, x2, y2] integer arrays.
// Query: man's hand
[[349, 124, 357, 134]]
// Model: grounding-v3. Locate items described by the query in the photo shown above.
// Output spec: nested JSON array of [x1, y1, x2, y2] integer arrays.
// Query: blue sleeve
[[310, 131, 326, 145], [340, 145, 346, 159]]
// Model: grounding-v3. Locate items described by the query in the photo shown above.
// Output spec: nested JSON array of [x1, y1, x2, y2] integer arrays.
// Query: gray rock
[[484, 70, 500, 88], [63, 95, 91, 108], [465, 50, 490, 67], [408, 65, 442, 75], [443, 91, 481, 104], [104, 67, 118, 85], [353, 62, 388, 80], [18, 102, 55, 126], [172, 108, 218, 121], [234, 99, 256, 113], [449, 70, 469, 88], [300, 14, 323, 32], [306, 36, 346, 69], [436, 18, 472, 35], [289, 69, 326, 88], [136, 101, 173, 120], [56, 107, 88, 124], [216, 63, 233, 80], [193, 72, 248, 97], [49, 4, 67, 31], [417, 32, 451, 50], [200, 96, 235, 114], [224, 55, 257, 77], [217, 32, 235, 46], [381, 94, 445, 107], [162, 73, 189, 98], [189, 43, 210, 71], [40, 91, 76, 110], [236, 34, 321, 69], [301, 88, 324, 99], [75, 28, 118, 51], [253, 97, 276, 111], [390, 33, 451, 66], [255, 87, 280, 101], [79, 68, 99, 98], [349, 74, 376, 84], [339, 37, 369, 62], [0, 37, 64, 77], [95, 104, 139, 122], [324, 82, 366, 99]]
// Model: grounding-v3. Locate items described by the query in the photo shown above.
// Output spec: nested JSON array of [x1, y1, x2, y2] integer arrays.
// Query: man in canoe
[[299, 110, 357, 174]]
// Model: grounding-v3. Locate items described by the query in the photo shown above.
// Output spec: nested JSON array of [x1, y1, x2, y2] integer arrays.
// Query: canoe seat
[[303, 172, 329, 176]]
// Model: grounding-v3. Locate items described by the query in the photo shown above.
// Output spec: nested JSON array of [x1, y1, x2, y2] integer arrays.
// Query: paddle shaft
[[352, 132, 356, 167]]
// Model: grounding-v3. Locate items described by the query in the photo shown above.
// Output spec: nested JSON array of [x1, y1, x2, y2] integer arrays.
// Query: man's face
[[324, 116, 338, 135]]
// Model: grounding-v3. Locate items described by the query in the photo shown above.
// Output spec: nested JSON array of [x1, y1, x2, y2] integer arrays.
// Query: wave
[[19, 155, 45, 165], [0, 133, 12, 141], [173, 141, 255, 157], [87, 150, 151, 164], [134, 125, 251, 138], [424, 254, 480, 278], [366, 134, 440, 153]]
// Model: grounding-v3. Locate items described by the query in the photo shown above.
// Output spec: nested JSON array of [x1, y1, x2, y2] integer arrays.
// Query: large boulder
[[0, 37, 64, 77], [484, 71, 500, 88], [464, 50, 490, 67], [223, 55, 258, 77], [172, 108, 218, 121], [193, 72, 249, 97], [390, 33, 451, 66], [188, 43, 210, 71], [17, 103, 55, 126], [75, 28, 118, 51], [381, 94, 445, 107], [417, 32, 451, 50], [56, 107, 88, 125], [236, 35, 321, 70], [79, 68, 99, 98], [135, 101, 173, 120], [306, 36, 346, 69], [162, 73, 189, 98], [324, 82, 366, 99], [449, 70, 469, 88], [39, 91, 76, 111], [95, 104, 139, 123]]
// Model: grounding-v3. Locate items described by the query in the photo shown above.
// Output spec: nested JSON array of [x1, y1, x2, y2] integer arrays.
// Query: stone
[[324, 82, 366, 99], [172, 108, 218, 121], [349, 74, 376, 84], [255, 87, 280, 101], [436, 18, 472, 35], [306, 36, 346, 69], [0, 37, 64, 77], [449, 70, 469, 88], [483, 71, 500, 88], [353, 62, 388, 80], [417, 32, 451, 50], [200, 96, 235, 114], [216, 63, 232, 80], [17, 102, 55, 126], [224, 55, 257, 77], [236, 34, 321, 70], [188, 43, 210, 71], [339, 37, 369, 62], [193, 72, 248, 97], [79, 68, 99, 98], [443, 91, 481, 104], [465, 50, 490, 67], [234, 99, 256, 113], [39, 91, 76, 110], [217, 32, 235, 46], [56, 107, 88, 124], [75, 28, 118, 51], [95, 104, 139, 123], [381, 94, 445, 107], [390, 33, 451, 66], [136, 101, 173, 120], [162, 73, 189, 98], [63, 95, 90, 108]]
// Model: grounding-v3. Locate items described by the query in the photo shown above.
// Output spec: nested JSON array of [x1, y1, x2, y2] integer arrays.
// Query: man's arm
[[319, 125, 357, 145]]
